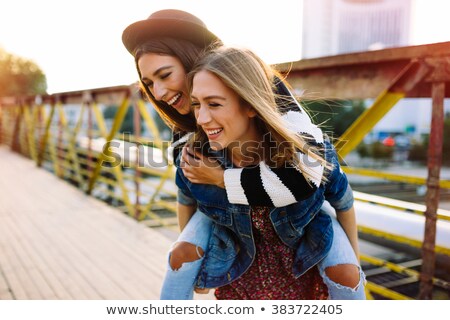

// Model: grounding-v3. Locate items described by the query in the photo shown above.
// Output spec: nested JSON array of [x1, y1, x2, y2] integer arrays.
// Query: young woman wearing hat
[[122, 10, 364, 300]]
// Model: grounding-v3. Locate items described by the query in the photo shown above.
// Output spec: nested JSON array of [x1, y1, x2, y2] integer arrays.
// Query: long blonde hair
[[187, 46, 329, 183]]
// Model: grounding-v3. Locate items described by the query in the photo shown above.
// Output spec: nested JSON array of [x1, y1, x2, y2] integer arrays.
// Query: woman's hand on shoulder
[[181, 146, 225, 188]]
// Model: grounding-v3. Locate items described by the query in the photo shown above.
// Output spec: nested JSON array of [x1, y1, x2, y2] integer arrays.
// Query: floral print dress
[[215, 206, 328, 300]]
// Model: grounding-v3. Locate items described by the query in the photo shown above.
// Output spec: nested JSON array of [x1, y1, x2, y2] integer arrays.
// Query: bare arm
[[177, 203, 197, 232], [336, 205, 360, 259]]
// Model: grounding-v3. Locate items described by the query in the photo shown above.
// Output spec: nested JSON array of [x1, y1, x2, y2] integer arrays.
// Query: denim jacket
[[176, 139, 354, 288]]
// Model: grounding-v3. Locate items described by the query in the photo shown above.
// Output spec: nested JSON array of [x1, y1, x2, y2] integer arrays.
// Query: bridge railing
[[278, 41, 450, 299], [1, 42, 450, 299], [0, 85, 178, 226]]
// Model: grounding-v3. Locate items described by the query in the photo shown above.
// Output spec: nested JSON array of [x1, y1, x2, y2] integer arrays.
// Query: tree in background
[[407, 113, 450, 165], [0, 48, 47, 97], [302, 99, 366, 139], [444, 114, 450, 165]]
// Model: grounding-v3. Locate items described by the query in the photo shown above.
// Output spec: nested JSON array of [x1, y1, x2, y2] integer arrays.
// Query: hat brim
[[122, 18, 218, 55]]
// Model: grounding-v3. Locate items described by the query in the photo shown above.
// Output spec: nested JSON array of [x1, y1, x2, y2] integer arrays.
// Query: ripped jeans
[[160, 210, 212, 300], [160, 206, 366, 300], [318, 205, 366, 300]]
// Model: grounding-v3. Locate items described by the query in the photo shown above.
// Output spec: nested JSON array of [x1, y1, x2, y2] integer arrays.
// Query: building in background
[[301, 0, 449, 142], [302, 0, 412, 58]]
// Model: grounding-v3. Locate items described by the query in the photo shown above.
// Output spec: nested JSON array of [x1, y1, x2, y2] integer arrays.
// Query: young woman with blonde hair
[[171, 46, 365, 299]]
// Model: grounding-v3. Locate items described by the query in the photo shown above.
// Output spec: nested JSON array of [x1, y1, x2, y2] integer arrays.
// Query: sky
[[0, 0, 449, 94]]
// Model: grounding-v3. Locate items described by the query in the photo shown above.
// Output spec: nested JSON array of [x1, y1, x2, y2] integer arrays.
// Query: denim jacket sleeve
[[175, 167, 197, 206], [323, 142, 354, 212]]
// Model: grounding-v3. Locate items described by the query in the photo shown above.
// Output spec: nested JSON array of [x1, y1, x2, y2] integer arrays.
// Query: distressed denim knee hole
[[324, 263, 361, 289], [169, 241, 204, 271], [320, 265, 366, 300]]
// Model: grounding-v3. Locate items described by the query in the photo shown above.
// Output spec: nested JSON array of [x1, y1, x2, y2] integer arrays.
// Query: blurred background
[[0, 0, 448, 93], [0, 0, 450, 300]]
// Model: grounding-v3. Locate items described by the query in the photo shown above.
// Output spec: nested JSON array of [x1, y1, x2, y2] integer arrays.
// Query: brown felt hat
[[122, 9, 219, 55]]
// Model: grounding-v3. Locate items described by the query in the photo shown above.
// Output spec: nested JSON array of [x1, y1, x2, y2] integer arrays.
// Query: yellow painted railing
[[1, 86, 449, 301], [0, 85, 177, 226], [2, 43, 450, 300]]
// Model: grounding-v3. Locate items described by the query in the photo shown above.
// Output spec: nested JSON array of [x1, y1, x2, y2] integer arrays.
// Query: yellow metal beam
[[137, 100, 161, 145], [360, 254, 450, 289], [65, 104, 85, 186], [336, 90, 404, 158], [56, 103, 81, 183], [353, 191, 450, 222], [87, 98, 129, 193], [11, 105, 23, 153], [18, 106, 29, 156], [336, 60, 431, 158], [37, 104, 55, 167], [91, 103, 108, 137], [365, 282, 413, 300], [22, 105, 38, 162], [343, 167, 450, 189], [138, 164, 175, 221], [358, 225, 450, 256], [87, 97, 136, 217]]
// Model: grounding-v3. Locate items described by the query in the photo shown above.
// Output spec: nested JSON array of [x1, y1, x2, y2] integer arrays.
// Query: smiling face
[[191, 70, 261, 156], [138, 53, 191, 115]]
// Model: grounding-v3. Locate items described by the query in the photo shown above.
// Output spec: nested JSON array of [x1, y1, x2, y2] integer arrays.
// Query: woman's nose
[[195, 106, 211, 125], [152, 82, 167, 101]]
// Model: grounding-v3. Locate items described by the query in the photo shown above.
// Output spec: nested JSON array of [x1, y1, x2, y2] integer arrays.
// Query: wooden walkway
[[0, 146, 175, 300]]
